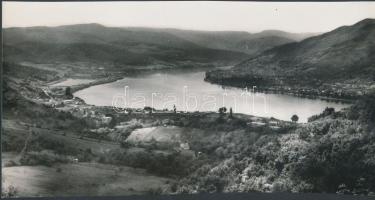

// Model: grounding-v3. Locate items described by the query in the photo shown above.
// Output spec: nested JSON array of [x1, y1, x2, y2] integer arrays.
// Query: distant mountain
[[126, 28, 252, 49], [206, 18, 375, 92], [3, 24, 248, 67], [2, 24, 320, 70], [252, 30, 320, 41], [234, 36, 294, 56], [156, 28, 316, 55], [4, 24, 197, 48]]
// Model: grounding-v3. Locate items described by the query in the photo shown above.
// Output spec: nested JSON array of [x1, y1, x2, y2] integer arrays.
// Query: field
[[2, 157, 172, 197], [2, 119, 121, 155], [1, 118, 175, 197], [126, 126, 190, 144]]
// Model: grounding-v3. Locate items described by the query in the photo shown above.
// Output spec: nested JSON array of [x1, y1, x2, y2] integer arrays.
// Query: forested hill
[[2, 24, 313, 68], [205, 18, 375, 97], [2, 24, 241, 67], [175, 90, 375, 194], [156, 28, 316, 55]]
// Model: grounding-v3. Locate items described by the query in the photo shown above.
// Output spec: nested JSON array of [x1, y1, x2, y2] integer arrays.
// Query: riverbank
[[204, 71, 361, 103], [211, 83, 355, 104], [4, 63, 375, 197], [48, 64, 226, 94]]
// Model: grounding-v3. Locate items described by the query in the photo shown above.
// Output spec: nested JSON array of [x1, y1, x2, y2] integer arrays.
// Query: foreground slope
[[175, 91, 375, 194]]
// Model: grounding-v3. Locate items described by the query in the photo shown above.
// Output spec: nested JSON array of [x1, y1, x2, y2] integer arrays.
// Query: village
[[44, 78, 290, 142]]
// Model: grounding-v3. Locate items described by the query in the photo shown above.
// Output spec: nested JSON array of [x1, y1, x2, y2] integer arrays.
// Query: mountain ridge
[[205, 18, 375, 98], [3, 24, 251, 67], [3, 23, 318, 57]]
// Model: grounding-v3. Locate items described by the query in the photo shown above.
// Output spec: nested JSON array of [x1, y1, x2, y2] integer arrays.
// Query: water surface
[[74, 71, 349, 122], [52, 78, 95, 87]]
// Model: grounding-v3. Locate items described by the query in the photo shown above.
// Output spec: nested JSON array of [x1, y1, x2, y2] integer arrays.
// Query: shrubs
[[291, 119, 375, 193], [1, 132, 26, 152], [4, 90, 89, 133], [147, 187, 163, 195], [98, 149, 194, 177], [202, 176, 227, 193], [4, 160, 18, 167], [56, 167, 63, 173], [175, 94, 375, 194], [308, 107, 338, 122], [20, 150, 71, 167], [145, 151, 194, 177], [1, 185, 18, 198]]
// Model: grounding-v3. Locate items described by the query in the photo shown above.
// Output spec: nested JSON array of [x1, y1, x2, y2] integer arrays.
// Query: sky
[[3, 1, 375, 33]]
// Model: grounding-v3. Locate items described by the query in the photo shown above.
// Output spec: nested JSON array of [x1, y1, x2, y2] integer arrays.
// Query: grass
[[126, 126, 185, 144], [2, 160, 172, 197], [2, 119, 120, 155]]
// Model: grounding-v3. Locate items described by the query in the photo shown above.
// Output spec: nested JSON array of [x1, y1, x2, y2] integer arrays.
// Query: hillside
[[205, 18, 375, 98], [160, 28, 315, 55], [234, 36, 294, 57], [3, 24, 316, 69], [252, 30, 319, 42], [3, 24, 248, 68], [175, 91, 375, 194], [3, 21, 375, 197]]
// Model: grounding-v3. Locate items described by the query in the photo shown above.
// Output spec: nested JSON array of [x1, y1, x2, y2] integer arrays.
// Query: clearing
[[2, 160, 172, 197]]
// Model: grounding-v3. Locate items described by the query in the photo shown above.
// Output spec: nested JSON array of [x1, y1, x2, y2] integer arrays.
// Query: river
[[74, 70, 349, 122]]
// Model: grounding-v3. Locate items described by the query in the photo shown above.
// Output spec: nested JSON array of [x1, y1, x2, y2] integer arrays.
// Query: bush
[[1, 185, 18, 198], [1, 132, 26, 152], [147, 187, 163, 195], [4, 160, 18, 167], [20, 150, 70, 167]]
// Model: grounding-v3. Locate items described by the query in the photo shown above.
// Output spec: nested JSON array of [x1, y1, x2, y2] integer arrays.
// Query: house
[[102, 116, 112, 124], [269, 125, 281, 130], [269, 120, 279, 126], [63, 99, 75, 104], [249, 121, 266, 127], [180, 142, 190, 150]]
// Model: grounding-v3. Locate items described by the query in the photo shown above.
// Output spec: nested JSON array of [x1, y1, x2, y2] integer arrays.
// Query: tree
[[65, 86, 73, 99], [323, 107, 335, 115], [218, 107, 227, 115], [107, 114, 117, 128], [291, 114, 299, 123], [149, 137, 158, 150], [120, 140, 132, 149], [144, 106, 153, 115]]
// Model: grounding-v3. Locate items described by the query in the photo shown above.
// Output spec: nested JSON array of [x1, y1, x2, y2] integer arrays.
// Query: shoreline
[[204, 78, 356, 104], [48, 69, 353, 124], [54, 65, 221, 94], [66, 69, 355, 105], [70, 76, 125, 93]]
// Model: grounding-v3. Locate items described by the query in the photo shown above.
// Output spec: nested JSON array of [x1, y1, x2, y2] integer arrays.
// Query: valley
[[2, 19, 375, 197]]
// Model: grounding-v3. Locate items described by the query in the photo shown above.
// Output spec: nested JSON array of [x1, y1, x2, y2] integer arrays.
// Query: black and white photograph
[[1, 1, 375, 198]]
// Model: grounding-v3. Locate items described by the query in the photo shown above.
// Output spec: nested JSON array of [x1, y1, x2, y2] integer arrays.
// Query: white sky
[[3, 1, 375, 33]]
